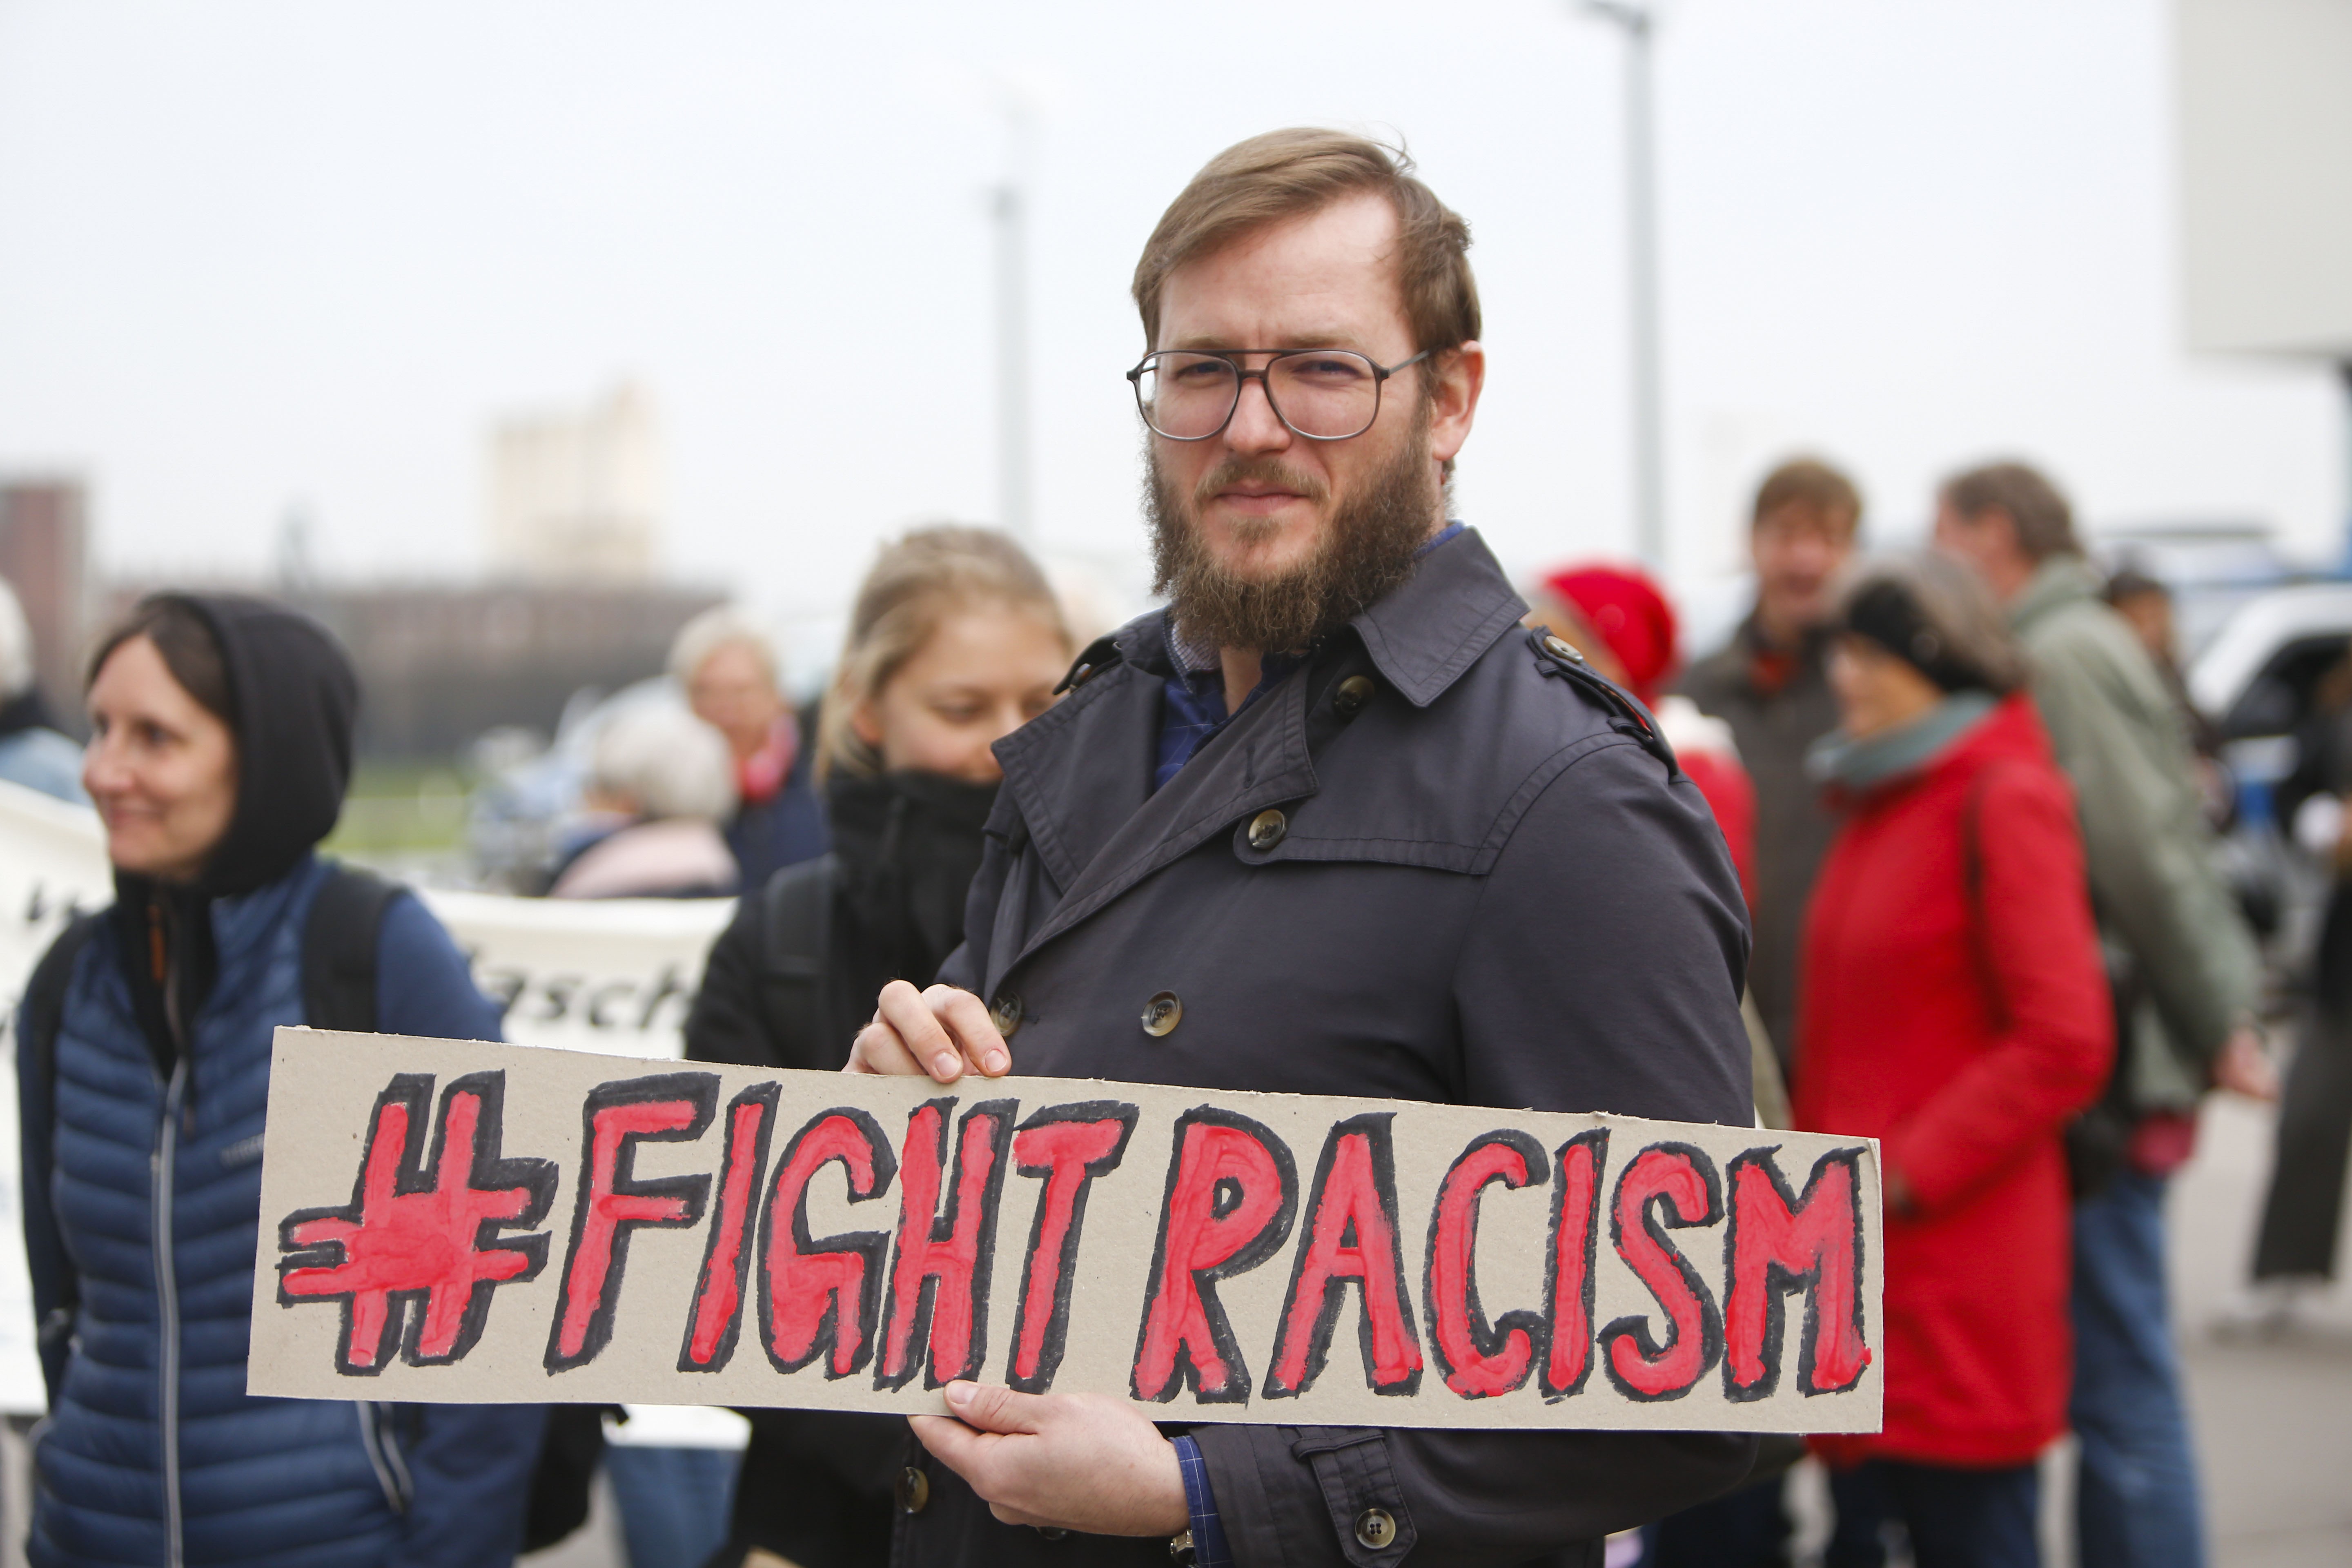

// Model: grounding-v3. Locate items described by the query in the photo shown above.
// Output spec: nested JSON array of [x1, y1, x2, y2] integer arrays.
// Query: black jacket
[[1677, 617, 1841, 1075], [686, 770, 997, 1568], [906, 530, 1758, 1568]]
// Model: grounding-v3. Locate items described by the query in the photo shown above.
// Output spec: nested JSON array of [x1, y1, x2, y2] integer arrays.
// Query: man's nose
[[1222, 373, 1292, 454]]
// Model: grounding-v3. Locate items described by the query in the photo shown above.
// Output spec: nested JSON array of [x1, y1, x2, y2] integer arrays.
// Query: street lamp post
[[991, 96, 1037, 541], [992, 179, 1033, 540], [1582, 1, 1666, 569]]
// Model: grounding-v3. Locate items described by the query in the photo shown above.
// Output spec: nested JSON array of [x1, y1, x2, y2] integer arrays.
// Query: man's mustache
[[1191, 458, 1330, 510]]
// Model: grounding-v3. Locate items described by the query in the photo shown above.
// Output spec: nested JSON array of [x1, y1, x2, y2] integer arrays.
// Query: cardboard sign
[[249, 1029, 1883, 1432]]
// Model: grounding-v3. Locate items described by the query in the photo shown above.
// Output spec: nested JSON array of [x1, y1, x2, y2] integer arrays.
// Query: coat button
[[1141, 991, 1183, 1037], [896, 1465, 930, 1515], [989, 993, 1023, 1038], [1543, 634, 1586, 665], [1332, 674, 1378, 718], [1354, 1508, 1397, 1550], [1247, 808, 1287, 851]]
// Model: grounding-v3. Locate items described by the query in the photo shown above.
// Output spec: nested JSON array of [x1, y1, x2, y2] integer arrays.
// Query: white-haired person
[[0, 574, 87, 804], [548, 704, 742, 900], [670, 607, 828, 886]]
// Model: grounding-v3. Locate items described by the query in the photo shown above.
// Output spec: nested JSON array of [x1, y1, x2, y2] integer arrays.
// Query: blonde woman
[[684, 524, 1073, 1568]]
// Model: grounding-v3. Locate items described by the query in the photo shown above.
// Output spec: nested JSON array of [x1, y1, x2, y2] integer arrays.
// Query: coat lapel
[[1006, 653, 1321, 971]]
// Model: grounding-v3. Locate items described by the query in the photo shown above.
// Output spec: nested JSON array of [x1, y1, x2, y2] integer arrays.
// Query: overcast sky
[[1, 0, 2343, 641]]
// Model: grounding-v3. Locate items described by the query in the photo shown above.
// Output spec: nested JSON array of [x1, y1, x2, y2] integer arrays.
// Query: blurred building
[[101, 578, 724, 760], [318, 581, 722, 758], [0, 477, 92, 726], [486, 380, 664, 584]]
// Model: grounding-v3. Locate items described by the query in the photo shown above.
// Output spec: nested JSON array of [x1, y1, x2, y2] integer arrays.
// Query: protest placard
[[249, 1028, 1883, 1432]]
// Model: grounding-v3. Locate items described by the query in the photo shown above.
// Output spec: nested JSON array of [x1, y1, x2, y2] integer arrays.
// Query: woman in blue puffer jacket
[[15, 593, 543, 1568]]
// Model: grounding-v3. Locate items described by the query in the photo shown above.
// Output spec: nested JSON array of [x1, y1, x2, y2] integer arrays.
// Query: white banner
[[0, 777, 737, 1414]]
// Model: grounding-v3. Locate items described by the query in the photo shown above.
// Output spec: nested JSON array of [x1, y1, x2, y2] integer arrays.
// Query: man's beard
[[1147, 405, 1441, 655]]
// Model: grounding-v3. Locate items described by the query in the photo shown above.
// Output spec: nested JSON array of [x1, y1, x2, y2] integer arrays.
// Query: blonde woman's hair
[[817, 526, 1074, 780]]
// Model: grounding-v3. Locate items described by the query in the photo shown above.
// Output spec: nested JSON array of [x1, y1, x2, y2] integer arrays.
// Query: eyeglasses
[[1126, 347, 1433, 442]]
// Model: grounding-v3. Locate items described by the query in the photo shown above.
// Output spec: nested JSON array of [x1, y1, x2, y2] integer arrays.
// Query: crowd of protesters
[[2, 122, 2343, 1568]]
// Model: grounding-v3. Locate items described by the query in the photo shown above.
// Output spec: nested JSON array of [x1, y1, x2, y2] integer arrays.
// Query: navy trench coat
[[909, 529, 1758, 1568]]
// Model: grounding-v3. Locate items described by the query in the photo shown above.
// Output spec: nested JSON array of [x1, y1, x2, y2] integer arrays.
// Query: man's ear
[[1428, 341, 1486, 468]]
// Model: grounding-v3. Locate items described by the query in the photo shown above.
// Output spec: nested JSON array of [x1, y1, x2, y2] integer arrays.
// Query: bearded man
[[849, 129, 1758, 1568]]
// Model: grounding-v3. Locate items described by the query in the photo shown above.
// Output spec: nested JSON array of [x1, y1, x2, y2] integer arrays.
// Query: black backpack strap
[[303, 863, 405, 1034], [757, 854, 839, 1071], [17, 912, 105, 1404]]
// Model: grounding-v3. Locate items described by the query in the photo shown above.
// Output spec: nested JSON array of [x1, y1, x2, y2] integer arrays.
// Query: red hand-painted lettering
[[1723, 1147, 1871, 1399], [1266, 1114, 1422, 1398], [1130, 1109, 1297, 1404], [759, 1107, 898, 1377], [1597, 1142, 1725, 1401], [1425, 1130, 1549, 1399], [1542, 1129, 1609, 1399], [875, 1099, 1016, 1390], [1007, 1102, 1137, 1393], [546, 1074, 718, 1370], [679, 1085, 780, 1372], [278, 1072, 555, 1374]]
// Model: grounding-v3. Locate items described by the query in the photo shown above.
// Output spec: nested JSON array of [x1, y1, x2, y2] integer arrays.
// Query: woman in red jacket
[[1798, 554, 2113, 1568]]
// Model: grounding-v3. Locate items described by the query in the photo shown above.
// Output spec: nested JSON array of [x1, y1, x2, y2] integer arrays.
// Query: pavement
[[2167, 1093, 2352, 1568]]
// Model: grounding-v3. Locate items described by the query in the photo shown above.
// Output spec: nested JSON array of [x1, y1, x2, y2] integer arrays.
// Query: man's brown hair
[[1940, 460, 2080, 563], [1131, 129, 1480, 364], [1751, 457, 1862, 534]]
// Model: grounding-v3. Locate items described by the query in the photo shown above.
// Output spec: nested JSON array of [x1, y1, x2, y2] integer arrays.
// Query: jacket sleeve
[[2028, 626, 2260, 1066], [683, 891, 782, 1067], [374, 895, 509, 1044], [933, 800, 1021, 998], [386, 1402, 545, 1568], [1884, 764, 2115, 1214], [1190, 740, 1759, 1567]]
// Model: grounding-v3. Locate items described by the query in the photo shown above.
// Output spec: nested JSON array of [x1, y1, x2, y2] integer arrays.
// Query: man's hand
[[846, 980, 1010, 1083], [909, 1382, 1189, 1537], [2213, 1025, 2279, 1102]]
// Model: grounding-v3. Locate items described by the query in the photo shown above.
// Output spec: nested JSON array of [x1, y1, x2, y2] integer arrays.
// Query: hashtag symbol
[[278, 1071, 557, 1374]]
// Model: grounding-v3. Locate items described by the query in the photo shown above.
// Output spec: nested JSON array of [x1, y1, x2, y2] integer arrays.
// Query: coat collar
[[1348, 527, 1529, 707], [986, 527, 1526, 980], [1097, 523, 1525, 704]]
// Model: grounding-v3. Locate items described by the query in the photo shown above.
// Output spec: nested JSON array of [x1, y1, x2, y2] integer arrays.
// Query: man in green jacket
[[1936, 460, 2274, 1568]]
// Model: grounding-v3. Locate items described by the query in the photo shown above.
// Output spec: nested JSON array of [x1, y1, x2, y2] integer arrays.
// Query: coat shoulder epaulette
[[1524, 626, 1680, 777], [1054, 635, 1125, 695]]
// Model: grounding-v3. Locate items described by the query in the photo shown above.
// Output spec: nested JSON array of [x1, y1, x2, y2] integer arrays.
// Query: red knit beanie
[[1540, 564, 1678, 704]]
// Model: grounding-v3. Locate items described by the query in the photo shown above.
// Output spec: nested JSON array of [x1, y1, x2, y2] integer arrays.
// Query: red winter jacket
[[1796, 693, 2112, 1467]]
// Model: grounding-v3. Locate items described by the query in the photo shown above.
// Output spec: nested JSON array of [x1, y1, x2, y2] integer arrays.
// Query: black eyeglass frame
[[1124, 347, 1436, 442]]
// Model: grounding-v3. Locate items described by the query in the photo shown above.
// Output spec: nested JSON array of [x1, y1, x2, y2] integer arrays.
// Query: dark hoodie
[[683, 767, 997, 1073], [105, 594, 358, 1076]]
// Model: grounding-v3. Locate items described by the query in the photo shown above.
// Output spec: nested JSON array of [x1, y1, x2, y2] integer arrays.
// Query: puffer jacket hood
[[104, 595, 359, 1074], [166, 593, 358, 897]]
